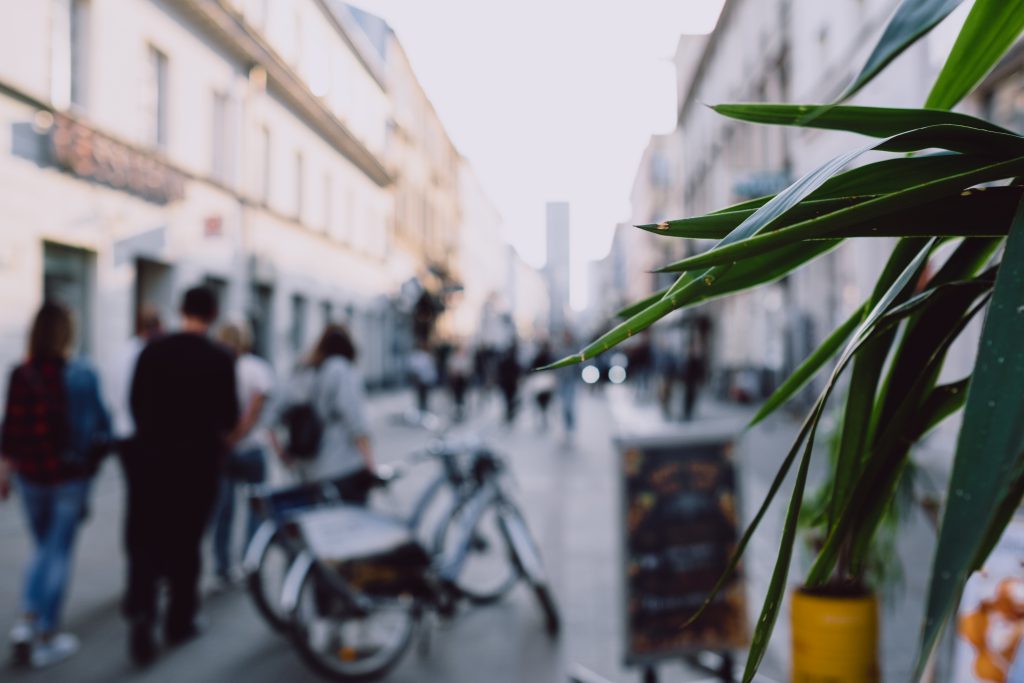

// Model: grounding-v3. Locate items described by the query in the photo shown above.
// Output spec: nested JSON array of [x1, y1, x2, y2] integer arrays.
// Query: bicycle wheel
[[436, 495, 519, 605], [245, 526, 298, 632], [532, 583, 561, 637], [498, 503, 561, 637], [289, 561, 416, 682]]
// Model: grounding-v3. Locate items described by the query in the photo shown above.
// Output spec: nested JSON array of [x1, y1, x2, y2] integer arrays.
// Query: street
[[0, 387, 699, 683], [0, 383, 937, 683]]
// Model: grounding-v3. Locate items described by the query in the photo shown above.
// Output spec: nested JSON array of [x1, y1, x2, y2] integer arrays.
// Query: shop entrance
[[43, 241, 95, 357], [134, 258, 173, 333]]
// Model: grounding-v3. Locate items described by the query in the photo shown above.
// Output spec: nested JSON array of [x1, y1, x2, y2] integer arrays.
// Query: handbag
[[226, 447, 266, 484]]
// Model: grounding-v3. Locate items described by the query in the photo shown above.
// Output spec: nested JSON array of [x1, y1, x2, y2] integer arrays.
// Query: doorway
[[134, 258, 173, 334], [249, 283, 274, 363], [43, 241, 95, 357]]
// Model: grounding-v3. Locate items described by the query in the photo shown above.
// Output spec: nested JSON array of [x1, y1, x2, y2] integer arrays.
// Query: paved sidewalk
[[604, 384, 942, 683], [0, 389, 419, 649], [0, 381, 935, 682]]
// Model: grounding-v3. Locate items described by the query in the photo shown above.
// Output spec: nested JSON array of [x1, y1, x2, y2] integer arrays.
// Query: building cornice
[[316, 0, 389, 90], [174, 0, 393, 187], [677, 0, 737, 123]]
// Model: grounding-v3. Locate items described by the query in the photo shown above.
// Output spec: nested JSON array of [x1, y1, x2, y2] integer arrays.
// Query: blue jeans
[[211, 448, 265, 577], [17, 476, 91, 633]]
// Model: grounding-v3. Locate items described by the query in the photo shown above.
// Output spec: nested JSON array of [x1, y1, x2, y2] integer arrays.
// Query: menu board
[[619, 434, 747, 664]]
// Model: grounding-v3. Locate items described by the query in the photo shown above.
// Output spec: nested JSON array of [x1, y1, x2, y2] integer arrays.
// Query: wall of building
[[0, 0, 499, 401]]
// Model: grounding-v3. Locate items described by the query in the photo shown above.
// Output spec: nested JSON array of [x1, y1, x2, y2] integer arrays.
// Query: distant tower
[[545, 202, 570, 334]]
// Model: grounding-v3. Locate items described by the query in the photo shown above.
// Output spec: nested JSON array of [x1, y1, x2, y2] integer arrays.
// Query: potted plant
[[546, 1, 1024, 680]]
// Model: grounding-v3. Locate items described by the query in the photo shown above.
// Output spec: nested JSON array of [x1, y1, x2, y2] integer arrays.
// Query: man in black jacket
[[123, 286, 238, 665]]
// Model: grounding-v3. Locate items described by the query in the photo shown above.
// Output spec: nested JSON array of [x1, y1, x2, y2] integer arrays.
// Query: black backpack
[[281, 402, 323, 461]]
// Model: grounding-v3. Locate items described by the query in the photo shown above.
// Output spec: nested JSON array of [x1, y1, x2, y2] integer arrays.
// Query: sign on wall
[[47, 112, 185, 204]]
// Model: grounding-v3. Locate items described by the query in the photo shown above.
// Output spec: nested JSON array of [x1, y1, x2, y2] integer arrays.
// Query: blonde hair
[[217, 320, 252, 355]]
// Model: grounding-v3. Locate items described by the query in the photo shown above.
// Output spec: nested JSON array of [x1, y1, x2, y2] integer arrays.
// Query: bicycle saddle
[[292, 505, 419, 563]]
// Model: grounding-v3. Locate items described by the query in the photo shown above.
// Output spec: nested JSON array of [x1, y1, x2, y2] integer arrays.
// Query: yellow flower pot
[[791, 587, 879, 682]]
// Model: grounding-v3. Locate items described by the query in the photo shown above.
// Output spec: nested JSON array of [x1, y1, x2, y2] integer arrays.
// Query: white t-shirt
[[235, 353, 274, 451], [113, 336, 146, 439]]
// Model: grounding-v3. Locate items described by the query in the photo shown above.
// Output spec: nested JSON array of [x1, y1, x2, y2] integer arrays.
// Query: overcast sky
[[348, 0, 726, 309]]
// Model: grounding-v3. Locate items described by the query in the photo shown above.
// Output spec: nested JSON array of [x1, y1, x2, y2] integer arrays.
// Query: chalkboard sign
[[617, 428, 747, 665]]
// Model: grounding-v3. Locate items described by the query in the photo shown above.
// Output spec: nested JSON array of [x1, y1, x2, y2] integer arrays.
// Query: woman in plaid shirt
[[0, 302, 111, 669]]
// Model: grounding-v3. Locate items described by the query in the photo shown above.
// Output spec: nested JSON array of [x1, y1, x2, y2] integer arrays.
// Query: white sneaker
[[31, 633, 79, 669], [9, 619, 34, 666]]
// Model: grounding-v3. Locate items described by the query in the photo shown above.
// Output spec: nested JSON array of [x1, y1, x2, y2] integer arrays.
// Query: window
[[43, 242, 95, 357], [294, 150, 304, 221], [70, 0, 90, 109], [50, 0, 90, 110], [211, 90, 229, 183], [290, 294, 307, 354], [260, 125, 271, 204], [249, 283, 274, 362], [322, 172, 332, 232], [146, 46, 169, 150], [321, 300, 333, 326]]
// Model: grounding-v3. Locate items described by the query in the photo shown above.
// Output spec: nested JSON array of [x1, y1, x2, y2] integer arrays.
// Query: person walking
[[209, 321, 274, 586], [274, 325, 374, 497], [408, 341, 437, 417], [447, 343, 472, 422], [496, 343, 521, 425], [0, 302, 111, 668], [122, 286, 238, 665], [555, 330, 578, 445], [111, 306, 162, 444], [531, 340, 556, 430]]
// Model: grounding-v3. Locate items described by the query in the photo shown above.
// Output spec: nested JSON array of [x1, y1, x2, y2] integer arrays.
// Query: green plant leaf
[[806, 292, 993, 587], [670, 151, 997, 227], [639, 153, 998, 239], [615, 289, 666, 318], [561, 239, 840, 364], [872, 239, 1003, 436], [657, 156, 1024, 273], [715, 103, 1009, 137], [926, 0, 1024, 110], [844, 294, 991, 580], [639, 196, 870, 240], [683, 409, 819, 630], [571, 129, 1013, 368], [644, 185, 1021, 243], [681, 243, 933, 653], [849, 285, 994, 577], [803, 245, 1000, 583], [749, 304, 865, 427], [968, 456, 1024, 573], [689, 240, 841, 305], [917, 198, 1024, 678], [920, 377, 971, 435], [743, 421, 817, 682], [828, 239, 932, 543], [814, 153, 1001, 199], [840, 0, 966, 102]]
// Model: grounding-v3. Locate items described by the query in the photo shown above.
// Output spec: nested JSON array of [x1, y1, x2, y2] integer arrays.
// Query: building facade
[[624, 2, 995, 680], [0, 0, 493, 398], [632, 0, 946, 403], [544, 201, 570, 334]]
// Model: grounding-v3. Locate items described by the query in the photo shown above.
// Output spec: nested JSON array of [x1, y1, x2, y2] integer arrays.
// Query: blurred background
[[0, 0, 1018, 681]]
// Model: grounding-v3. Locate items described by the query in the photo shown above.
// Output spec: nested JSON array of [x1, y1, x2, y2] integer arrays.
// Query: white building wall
[[0, 0, 405, 396], [454, 161, 508, 339]]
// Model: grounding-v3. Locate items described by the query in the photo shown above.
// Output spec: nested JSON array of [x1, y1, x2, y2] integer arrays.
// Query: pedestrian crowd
[[0, 286, 373, 669], [0, 286, 588, 672]]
